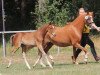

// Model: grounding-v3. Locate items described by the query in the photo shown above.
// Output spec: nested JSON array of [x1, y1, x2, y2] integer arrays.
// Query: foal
[[7, 23, 55, 69]]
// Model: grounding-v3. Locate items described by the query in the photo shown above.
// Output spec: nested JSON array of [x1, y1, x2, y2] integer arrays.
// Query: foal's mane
[[38, 24, 50, 31], [37, 23, 52, 37]]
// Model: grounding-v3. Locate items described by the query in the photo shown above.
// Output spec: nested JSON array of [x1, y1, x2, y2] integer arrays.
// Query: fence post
[[57, 47, 60, 55], [2, 33, 6, 57], [1, 0, 6, 57]]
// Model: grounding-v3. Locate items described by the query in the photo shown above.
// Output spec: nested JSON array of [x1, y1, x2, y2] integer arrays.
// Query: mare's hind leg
[[22, 45, 31, 69], [36, 42, 53, 68], [74, 43, 88, 64], [33, 51, 46, 68], [39, 42, 54, 66], [7, 46, 19, 68], [44, 42, 54, 65], [47, 53, 54, 65]]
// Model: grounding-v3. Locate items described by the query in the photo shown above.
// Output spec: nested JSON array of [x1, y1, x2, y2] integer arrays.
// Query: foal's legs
[[74, 43, 88, 63], [22, 52, 31, 69], [21, 45, 31, 69], [7, 46, 20, 68]]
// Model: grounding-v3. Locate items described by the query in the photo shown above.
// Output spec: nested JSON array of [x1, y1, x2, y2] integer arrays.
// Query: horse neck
[[71, 15, 85, 33]]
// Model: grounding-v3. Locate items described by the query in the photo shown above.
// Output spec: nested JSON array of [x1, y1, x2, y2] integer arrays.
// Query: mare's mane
[[71, 14, 85, 26]]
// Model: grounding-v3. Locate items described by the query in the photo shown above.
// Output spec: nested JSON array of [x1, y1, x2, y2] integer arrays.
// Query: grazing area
[[0, 36, 100, 75]]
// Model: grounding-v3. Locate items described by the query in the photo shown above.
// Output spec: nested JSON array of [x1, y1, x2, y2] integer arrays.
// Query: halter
[[88, 22, 94, 25], [85, 16, 94, 25]]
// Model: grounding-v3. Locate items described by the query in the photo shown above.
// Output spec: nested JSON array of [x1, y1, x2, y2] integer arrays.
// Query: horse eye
[[85, 16, 89, 19]]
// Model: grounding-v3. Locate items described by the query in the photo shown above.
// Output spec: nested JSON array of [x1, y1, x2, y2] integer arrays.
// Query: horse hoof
[[73, 62, 79, 65], [85, 62, 87, 64], [33, 66, 35, 68], [52, 62, 54, 66], [28, 67, 31, 70], [73, 62, 75, 64], [40, 63, 46, 68], [83, 62, 87, 64], [6, 66, 9, 68], [75, 62, 79, 65], [50, 66, 53, 69]]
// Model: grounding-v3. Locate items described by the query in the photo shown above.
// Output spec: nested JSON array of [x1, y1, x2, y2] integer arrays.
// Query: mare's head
[[85, 12, 94, 25], [78, 8, 94, 26]]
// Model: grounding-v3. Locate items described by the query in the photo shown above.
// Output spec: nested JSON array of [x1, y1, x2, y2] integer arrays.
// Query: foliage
[[0, 0, 100, 30], [35, 0, 77, 27]]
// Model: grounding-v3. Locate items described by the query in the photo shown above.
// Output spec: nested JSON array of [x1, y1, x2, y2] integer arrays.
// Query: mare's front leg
[[72, 46, 79, 64], [22, 45, 31, 69], [74, 43, 88, 64]]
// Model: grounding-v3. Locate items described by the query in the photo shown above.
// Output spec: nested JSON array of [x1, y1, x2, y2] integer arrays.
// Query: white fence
[[0, 30, 36, 34]]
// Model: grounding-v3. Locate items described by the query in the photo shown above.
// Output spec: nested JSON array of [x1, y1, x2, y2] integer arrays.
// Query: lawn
[[0, 36, 100, 75]]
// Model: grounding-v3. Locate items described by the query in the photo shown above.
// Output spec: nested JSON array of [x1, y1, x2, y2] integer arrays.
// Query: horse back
[[44, 25, 82, 47]]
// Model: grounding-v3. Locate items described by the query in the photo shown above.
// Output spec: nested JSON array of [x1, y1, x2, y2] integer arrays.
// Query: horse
[[33, 11, 95, 67], [7, 23, 55, 69]]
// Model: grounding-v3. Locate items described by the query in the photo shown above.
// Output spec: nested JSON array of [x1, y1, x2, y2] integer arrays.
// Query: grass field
[[0, 36, 100, 75]]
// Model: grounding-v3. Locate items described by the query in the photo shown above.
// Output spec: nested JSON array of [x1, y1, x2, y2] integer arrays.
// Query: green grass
[[0, 36, 100, 75]]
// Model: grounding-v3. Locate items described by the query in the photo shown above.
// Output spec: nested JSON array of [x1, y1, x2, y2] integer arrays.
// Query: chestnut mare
[[33, 12, 95, 67], [7, 23, 55, 69]]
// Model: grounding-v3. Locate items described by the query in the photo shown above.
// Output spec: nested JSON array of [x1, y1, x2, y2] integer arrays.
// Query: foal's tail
[[10, 34, 15, 46]]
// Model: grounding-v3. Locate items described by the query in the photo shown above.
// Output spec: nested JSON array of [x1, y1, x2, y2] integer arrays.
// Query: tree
[[0, 0, 37, 31], [35, 0, 77, 27]]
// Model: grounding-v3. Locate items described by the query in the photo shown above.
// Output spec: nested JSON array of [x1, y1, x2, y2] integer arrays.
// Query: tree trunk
[[21, 0, 27, 29], [94, 0, 100, 26]]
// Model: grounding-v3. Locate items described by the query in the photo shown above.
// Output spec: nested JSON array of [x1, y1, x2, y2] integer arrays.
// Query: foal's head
[[46, 23, 56, 37], [38, 22, 56, 37]]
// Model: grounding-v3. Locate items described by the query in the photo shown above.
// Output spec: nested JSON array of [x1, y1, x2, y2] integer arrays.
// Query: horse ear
[[49, 21, 55, 25], [49, 22, 52, 25], [87, 12, 94, 17], [87, 12, 93, 14]]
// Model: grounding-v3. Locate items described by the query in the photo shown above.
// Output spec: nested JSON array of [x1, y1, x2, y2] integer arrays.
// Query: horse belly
[[55, 42, 71, 47], [22, 39, 36, 46], [48, 28, 72, 47], [50, 37, 71, 47]]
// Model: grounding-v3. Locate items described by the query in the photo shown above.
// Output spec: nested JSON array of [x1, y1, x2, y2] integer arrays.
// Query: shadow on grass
[[54, 63, 72, 66], [79, 61, 100, 64], [35, 61, 100, 70]]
